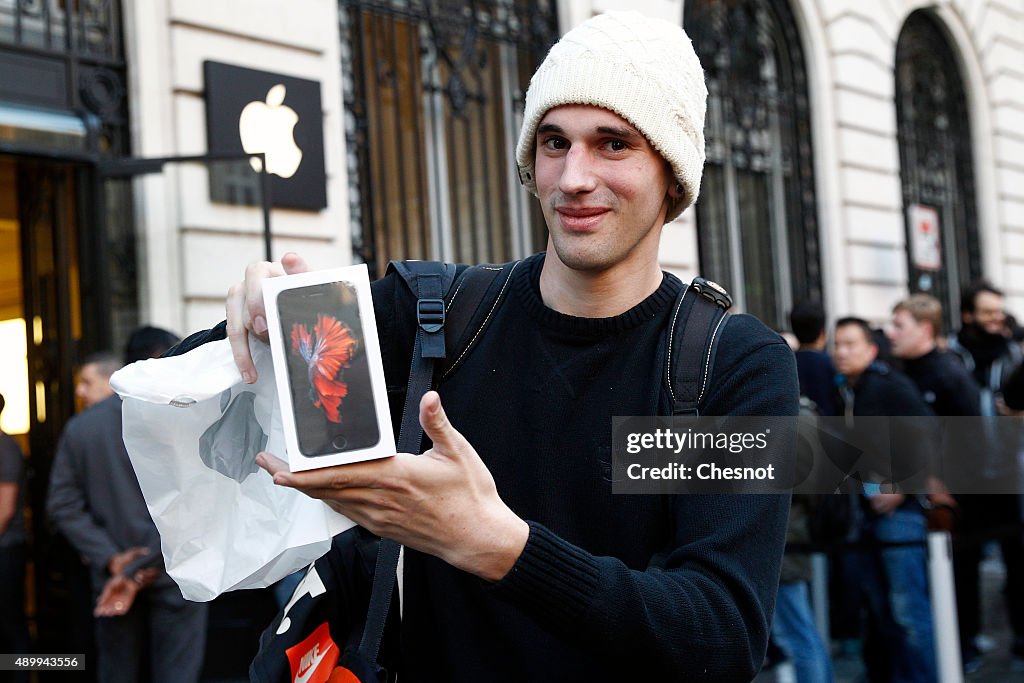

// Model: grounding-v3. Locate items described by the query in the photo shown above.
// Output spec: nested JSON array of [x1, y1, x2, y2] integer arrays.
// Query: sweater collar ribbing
[[513, 252, 683, 336]]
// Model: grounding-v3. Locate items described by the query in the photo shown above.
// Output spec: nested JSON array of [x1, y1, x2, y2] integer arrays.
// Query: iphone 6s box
[[263, 264, 395, 471]]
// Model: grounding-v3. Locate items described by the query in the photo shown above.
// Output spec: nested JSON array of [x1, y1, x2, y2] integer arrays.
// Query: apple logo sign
[[238, 84, 303, 179], [204, 61, 327, 210]]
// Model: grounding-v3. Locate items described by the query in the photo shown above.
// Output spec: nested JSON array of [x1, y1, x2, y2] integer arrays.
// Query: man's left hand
[[94, 568, 158, 617], [256, 391, 529, 582]]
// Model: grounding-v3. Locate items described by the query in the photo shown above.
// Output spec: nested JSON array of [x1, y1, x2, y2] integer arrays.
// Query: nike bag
[[249, 527, 397, 683], [110, 336, 355, 601]]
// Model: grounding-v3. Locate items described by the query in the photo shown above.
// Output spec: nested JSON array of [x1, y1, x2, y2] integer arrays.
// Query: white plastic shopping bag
[[110, 336, 355, 601]]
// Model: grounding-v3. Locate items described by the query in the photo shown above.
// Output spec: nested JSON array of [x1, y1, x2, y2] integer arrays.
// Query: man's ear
[[668, 180, 685, 199]]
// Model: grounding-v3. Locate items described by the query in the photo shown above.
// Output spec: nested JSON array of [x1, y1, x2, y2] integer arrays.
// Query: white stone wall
[[123, 0, 1023, 332], [817, 0, 906, 325], [123, 0, 350, 336], [967, 0, 1024, 317], [589, 0, 1024, 323], [811, 0, 1024, 325]]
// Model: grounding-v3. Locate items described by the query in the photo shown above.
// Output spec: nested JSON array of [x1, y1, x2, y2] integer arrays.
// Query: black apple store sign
[[204, 61, 327, 211]]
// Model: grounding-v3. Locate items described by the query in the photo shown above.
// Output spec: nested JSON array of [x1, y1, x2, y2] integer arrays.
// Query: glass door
[[0, 154, 100, 663]]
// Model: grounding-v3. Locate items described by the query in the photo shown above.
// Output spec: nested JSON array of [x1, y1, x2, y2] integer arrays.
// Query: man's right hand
[[94, 568, 158, 618], [226, 252, 311, 383]]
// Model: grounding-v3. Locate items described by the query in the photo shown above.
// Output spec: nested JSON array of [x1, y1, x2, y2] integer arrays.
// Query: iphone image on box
[[263, 265, 395, 470], [277, 281, 379, 456]]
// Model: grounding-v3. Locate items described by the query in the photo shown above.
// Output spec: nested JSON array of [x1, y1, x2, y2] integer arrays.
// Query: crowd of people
[[0, 10, 1022, 682], [3, 292, 1020, 683], [773, 281, 1024, 682]]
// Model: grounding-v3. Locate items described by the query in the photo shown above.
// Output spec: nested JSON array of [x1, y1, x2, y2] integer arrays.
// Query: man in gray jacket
[[48, 327, 207, 683]]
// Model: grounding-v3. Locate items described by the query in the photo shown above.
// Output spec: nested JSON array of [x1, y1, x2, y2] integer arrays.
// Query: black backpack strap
[[385, 261, 458, 458], [359, 260, 455, 669], [385, 259, 518, 392], [386, 261, 458, 360], [667, 277, 733, 416], [440, 260, 520, 380], [358, 538, 400, 668], [357, 259, 516, 669]]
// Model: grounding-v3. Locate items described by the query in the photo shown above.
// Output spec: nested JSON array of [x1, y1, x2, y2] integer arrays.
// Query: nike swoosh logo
[[293, 642, 334, 683]]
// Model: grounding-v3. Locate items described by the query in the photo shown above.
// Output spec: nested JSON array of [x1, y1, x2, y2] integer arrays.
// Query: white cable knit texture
[[515, 11, 708, 222]]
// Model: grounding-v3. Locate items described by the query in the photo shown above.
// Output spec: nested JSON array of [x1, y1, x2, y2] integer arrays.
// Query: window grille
[[339, 0, 557, 277], [0, 0, 129, 156], [685, 0, 821, 329], [896, 10, 981, 328]]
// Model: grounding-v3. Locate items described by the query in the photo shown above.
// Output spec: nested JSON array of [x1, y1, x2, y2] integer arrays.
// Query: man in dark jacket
[[946, 282, 1024, 668], [48, 327, 208, 683], [835, 316, 938, 683], [888, 294, 981, 417], [888, 294, 1007, 673], [948, 281, 1023, 415]]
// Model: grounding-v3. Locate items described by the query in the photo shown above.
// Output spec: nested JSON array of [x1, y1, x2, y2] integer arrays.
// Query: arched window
[[896, 11, 981, 328], [685, 0, 821, 329], [340, 0, 557, 278]]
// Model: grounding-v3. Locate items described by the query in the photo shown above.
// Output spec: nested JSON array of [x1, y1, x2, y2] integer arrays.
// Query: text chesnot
[[627, 462, 776, 481]]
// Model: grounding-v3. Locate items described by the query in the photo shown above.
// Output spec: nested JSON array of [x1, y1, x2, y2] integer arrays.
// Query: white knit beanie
[[515, 11, 707, 223]]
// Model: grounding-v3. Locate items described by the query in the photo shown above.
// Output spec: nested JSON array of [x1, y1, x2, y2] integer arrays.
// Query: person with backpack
[[185, 12, 797, 681], [789, 300, 840, 417], [768, 301, 836, 682]]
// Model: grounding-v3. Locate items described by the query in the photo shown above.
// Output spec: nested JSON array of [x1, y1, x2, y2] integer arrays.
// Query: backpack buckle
[[417, 298, 445, 333], [691, 277, 733, 310]]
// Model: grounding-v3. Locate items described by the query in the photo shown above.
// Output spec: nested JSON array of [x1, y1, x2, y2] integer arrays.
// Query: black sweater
[[902, 348, 981, 417], [379, 253, 796, 681], [180, 253, 797, 681]]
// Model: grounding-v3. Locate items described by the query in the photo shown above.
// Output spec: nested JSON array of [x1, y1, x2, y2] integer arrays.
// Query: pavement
[[960, 554, 1024, 682], [756, 552, 1024, 682]]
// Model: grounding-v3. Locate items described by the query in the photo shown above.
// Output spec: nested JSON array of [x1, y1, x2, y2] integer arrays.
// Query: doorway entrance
[[0, 153, 112, 660]]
